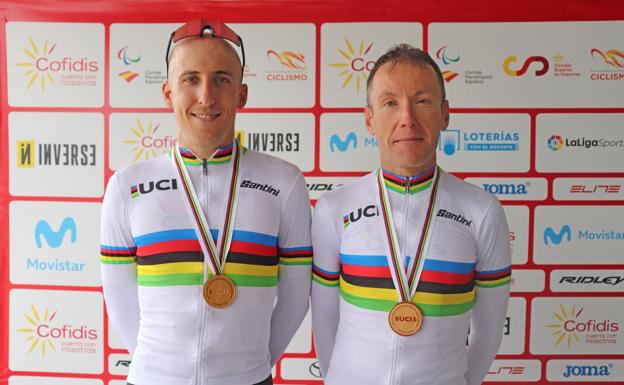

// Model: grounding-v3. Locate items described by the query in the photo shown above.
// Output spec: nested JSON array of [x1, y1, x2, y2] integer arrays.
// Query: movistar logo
[[544, 225, 572, 245], [330, 132, 358, 152], [34, 217, 77, 248]]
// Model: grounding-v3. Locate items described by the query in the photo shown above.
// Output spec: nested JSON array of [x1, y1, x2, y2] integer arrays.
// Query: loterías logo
[[15, 36, 98, 92]]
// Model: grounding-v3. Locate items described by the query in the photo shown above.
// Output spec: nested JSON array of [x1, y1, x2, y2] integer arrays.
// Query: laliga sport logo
[[503, 55, 549, 77], [117, 46, 141, 83], [436, 45, 460, 82], [548, 135, 564, 151], [16, 304, 98, 357], [14, 36, 98, 92], [591, 48, 624, 68], [545, 303, 620, 350], [329, 37, 375, 93], [124, 119, 176, 161], [267, 50, 307, 70]]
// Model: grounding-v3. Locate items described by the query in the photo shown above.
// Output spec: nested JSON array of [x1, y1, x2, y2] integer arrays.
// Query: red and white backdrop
[[1, 1, 623, 384]]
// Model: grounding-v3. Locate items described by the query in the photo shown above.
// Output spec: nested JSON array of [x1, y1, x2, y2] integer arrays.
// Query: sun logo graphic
[[16, 304, 58, 357], [548, 135, 564, 151], [15, 37, 58, 92], [124, 119, 176, 161], [117, 46, 141, 83], [267, 50, 307, 70], [545, 303, 583, 350], [436, 45, 460, 82], [329, 38, 375, 93], [591, 48, 624, 68]]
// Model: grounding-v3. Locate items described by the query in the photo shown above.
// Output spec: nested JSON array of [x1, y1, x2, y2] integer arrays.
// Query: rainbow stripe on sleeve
[[279, 246, 313, 266], [475, 266, 512, 288], [339, 253, 478, 317], [313, 264, 340, 287], [100, 245, 137, 265]]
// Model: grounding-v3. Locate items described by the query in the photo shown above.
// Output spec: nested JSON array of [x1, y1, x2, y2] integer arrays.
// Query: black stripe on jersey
[[227, 252, 279, 266], [340, 271, 396, 289], [136, 251, 203, 265], [416, 280, 475, 295]]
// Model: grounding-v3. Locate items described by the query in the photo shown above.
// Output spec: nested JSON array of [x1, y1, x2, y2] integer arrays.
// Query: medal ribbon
[[172, 140, 241, 277], [376, 166, 441, 303]]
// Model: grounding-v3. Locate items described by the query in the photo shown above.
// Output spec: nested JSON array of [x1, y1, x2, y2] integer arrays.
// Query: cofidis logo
[[16, 304, 98, 357], [545, 303, 619, 350], [15, 37, 99, 91], [124, 119, 176, 162], [329, 37, 375, 93]]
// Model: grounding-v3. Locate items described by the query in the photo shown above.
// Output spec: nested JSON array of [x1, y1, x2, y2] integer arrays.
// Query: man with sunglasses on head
[[311, 44, 511, 385], [100, 19, 312, 385]]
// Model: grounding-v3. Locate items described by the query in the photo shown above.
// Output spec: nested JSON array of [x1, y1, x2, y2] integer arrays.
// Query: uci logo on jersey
[[131, 179, 178, 199], [343, 204, 379, 228]]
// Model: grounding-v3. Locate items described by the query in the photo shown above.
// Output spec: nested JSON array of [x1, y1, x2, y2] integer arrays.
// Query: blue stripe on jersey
[[340, 253, 388, 266], [280, 246, 312, 252], [101, 244, 136, 251], [477, 265, 512, 274], [424, 259, 475, 274], [313, 263, 339, 275], [135, 228, 277, 247]]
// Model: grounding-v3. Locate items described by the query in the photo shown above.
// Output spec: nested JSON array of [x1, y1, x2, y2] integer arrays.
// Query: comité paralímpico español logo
[[329, 37, 375, 93], [545, 303, 620, 350], [15, 36, 98, 92], [436, 45, 460, 82], [117, 46, 141, 83], [124, 119, 176, 162], [16, 304, 98, 357]]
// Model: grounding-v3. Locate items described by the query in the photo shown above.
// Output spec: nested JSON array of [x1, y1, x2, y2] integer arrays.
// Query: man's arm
[[466, 199, 512, 385], [310, 195, 341, 377], [269, 172, 313, 366], [100, 173, 140, 355]]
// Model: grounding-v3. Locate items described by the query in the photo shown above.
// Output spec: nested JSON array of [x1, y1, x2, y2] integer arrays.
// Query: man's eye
[[417, 98, 432, 105], [216, 75, 231, 84], [383, 100, 397, 107], [183, 75, 198, 83]]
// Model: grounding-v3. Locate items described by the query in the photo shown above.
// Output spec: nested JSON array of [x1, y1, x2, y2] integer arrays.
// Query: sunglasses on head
[[165, 18, 245, 77]]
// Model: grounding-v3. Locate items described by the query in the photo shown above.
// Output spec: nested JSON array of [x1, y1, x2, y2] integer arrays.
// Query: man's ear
[[441, 100, 449, 131], [364, 105, 375, 136], [162, 80, 173, 108], [237, 83, 248, 109]]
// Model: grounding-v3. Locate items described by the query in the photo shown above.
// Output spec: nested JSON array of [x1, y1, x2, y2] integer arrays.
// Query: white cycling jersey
[[100, 144, 312, 385], [311, 166, 511, 385]]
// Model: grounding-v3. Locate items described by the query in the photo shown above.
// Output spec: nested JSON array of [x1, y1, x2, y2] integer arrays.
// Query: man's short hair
[[366, 43, 446, 105]]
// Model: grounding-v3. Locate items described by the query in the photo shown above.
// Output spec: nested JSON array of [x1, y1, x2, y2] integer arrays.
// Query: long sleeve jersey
[[311, 168, 511, 385], [100, 145, 312, 385]]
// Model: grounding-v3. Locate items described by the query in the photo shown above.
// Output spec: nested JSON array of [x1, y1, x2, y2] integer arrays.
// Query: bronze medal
[[203, 275, 236, 308], [388, 301, 423, 336]]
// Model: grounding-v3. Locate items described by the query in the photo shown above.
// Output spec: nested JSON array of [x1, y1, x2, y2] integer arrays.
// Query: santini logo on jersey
[[240, 180, 280, 196], [437, 209, 472, 227]]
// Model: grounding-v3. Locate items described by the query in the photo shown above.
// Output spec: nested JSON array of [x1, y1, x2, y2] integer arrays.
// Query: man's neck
[[381, 161, 436, 178], [178, 138, 233, 160]]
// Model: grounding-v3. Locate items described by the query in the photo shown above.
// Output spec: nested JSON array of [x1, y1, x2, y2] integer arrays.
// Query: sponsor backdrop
[[1, 1, 623, 384]]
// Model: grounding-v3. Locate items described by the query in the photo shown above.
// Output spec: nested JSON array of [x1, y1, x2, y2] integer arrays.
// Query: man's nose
[[197, 81, 215, 105], [399, 104, 416, 127]]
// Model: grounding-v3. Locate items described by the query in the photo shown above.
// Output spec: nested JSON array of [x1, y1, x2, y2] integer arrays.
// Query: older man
[[100, 19, 312, 385], [311, 44, 511, 385]]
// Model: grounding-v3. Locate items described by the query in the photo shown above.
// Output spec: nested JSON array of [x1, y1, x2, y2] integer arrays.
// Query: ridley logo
[[559, 276, 624, 286]]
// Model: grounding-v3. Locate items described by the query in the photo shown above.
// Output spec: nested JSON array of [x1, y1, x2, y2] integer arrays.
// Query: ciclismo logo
[[329, 37, 375, 93], [117, 46, 141, 83], [563, 363, 614, 378], [329, 131, 377, 152], [16, 304, 98, 357], [266, 49, 308, 82], [545, 304, 620, 349], [438, 129, 520, 156], [590, 48, 624, 81], [544, 224, 624, 245], [124, 119, 176, 162], [503, 55, 549, 77], [15, 37, 99, 91], [16, 139, 97, 168], [547, 134, 624, 151]]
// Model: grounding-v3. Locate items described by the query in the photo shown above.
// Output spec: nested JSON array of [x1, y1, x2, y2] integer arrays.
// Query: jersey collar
[[174, 143, 240, 166], [381, 165, 436, 195]]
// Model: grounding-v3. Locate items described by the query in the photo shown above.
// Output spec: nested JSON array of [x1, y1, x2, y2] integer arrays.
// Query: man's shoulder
[[243, 149, 303, 181], [318, 172, 375, 206], [112, 153, 172, 184]]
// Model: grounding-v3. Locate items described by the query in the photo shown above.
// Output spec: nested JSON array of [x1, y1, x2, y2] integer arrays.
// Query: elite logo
[[329, 37, 375, 93], [130, 179, 177, 198], [503, 55, 549, 77], [544, 225, 572, 245], [34, 217, 77, 248]]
